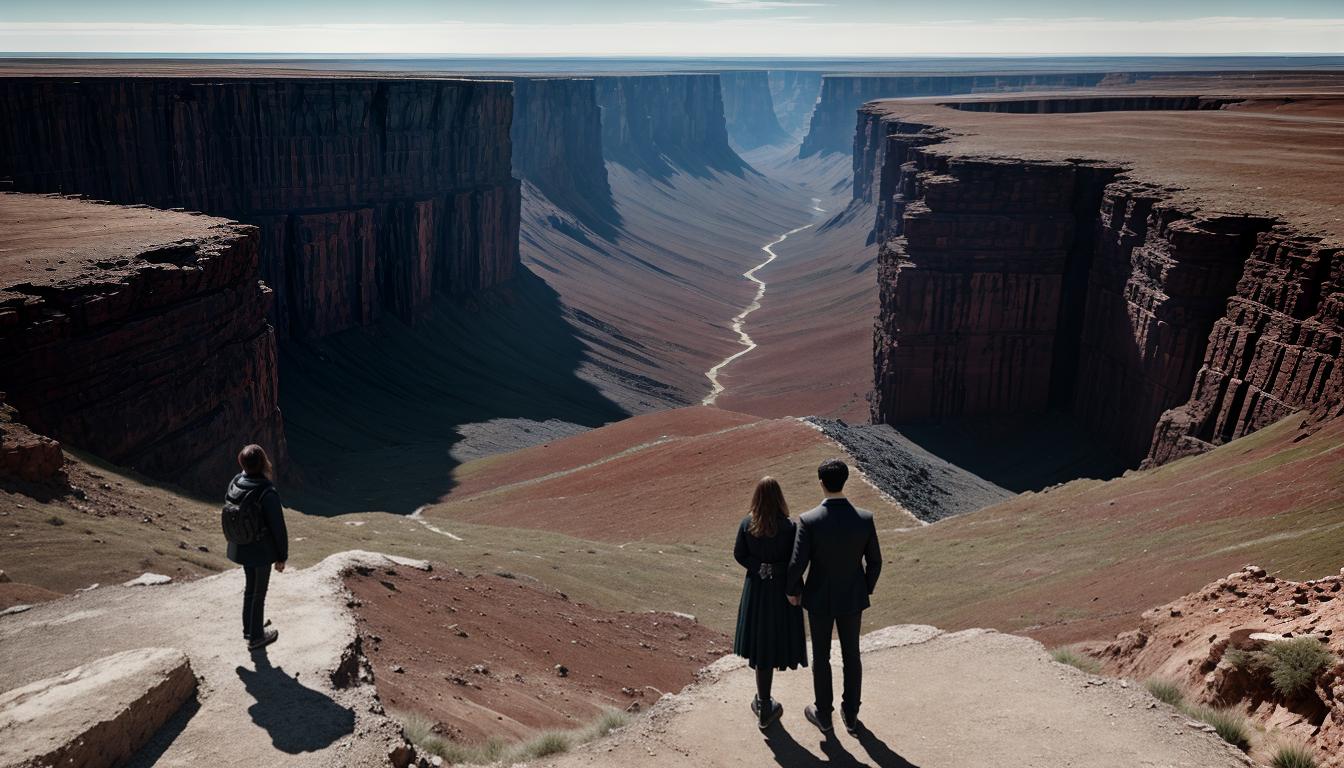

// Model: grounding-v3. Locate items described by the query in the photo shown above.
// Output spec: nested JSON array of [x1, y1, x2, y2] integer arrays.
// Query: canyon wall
[[594, 74, 748, 177], [0, 194, 285, 493], [0, 76, 520, 340], [509, 77, 617, 235], [867, 104, 1343, 467], [768, 70, 824, 139], [802, 73, 1116, 157], [719, 71, 791, 150]]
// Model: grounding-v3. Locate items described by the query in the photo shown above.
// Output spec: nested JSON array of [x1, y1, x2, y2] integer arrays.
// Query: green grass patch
[[1143, 677, 1185, 707], [392, 708, 629, 765], [1271, 742, 1320, 768], [1181, 705, 1251, 751], [1050, 646, 1102, 675]]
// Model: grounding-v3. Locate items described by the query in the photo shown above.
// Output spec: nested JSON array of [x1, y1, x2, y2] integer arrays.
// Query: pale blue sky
[[3, 1, 1343, 55]]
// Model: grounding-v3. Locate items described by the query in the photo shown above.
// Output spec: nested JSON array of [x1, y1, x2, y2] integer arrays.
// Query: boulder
[[0, 647, 196, 768], [123, 573, 172, 587]]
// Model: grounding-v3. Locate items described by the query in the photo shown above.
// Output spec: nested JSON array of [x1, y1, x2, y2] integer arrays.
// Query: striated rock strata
[[594, 74, 748, 178], [719, 70, 791, 150], [0, 193, 285, 492], [509, 77, 617, 235], [865, 100, 1343, 467], [0, 76, 521, 340], [0, 395, 64, 485]]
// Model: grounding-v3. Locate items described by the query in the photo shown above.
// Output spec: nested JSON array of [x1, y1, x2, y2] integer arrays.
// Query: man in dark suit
[[787, 458, 882, 736]]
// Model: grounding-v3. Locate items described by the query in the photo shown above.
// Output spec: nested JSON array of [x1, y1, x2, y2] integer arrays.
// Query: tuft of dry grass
[[1181, 705, 1251, 751], [1050, 646, 1102, 675], [392, 708, 628, 765], [1271, 742, 1320, 768], [1143, 677, 1185, 707]]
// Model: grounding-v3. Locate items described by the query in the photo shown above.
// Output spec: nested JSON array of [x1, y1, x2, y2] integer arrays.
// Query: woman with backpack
[[223, 444, 287, 651]]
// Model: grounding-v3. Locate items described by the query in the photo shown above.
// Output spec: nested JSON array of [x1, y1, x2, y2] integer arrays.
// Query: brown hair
[[747, 476, 789, 538], [238, 444, 273, 479]]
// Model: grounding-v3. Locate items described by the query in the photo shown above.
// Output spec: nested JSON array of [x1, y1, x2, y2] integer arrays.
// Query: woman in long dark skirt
[[733, 476, 807, 730]]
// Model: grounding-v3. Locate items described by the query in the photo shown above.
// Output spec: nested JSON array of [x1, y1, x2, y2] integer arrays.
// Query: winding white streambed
[[702, 198, 825, 405]]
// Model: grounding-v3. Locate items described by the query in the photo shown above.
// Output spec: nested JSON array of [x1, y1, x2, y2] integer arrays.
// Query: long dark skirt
[[733, 574, 808, 670]]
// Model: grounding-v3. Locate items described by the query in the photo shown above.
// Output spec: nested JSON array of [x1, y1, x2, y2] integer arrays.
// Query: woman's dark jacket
[[225, 473, 288, 567], [733, 515, 807, 670]]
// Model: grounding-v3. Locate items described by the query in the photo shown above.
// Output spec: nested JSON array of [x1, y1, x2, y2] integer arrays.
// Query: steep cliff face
[[802, 73, 1114, 157], [719, 71, 791, 150], [0, 76, 520, 340], [867, 101, 1344, 468], [509, 77, 617, 236], [1148, 232, 1343, 464], [768, 71, 823, 139], [0, 194, 285, 493], [594, 75, 748, 178]]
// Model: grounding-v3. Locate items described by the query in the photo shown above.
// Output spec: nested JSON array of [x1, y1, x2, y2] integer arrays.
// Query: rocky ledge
[[0, 193, 285, 493]]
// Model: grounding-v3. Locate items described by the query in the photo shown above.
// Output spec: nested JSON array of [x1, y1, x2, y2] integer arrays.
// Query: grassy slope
[[4, 411, 1340, 648]]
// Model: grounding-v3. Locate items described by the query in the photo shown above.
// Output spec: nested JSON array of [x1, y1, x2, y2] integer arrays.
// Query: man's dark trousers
[[242, 564, 271, 639], [808, 611, 862, 718]]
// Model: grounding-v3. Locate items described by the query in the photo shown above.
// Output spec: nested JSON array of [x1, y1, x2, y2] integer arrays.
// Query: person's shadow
[[235, 648, 355, 754], [765, 721, 921, 768]]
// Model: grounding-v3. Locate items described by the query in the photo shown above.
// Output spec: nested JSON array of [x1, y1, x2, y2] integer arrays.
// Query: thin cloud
[[698, 0, 828, 9]]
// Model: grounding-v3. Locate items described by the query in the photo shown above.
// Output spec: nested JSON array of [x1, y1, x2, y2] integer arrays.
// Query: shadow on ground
[[896, 411, 1127, 493], [280, 269, 629, 516], [766, 723, 920, 767], [235, 649, 355, 754]]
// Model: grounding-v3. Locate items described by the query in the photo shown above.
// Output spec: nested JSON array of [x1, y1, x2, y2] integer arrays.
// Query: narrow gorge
[[862, 94, 1344, 469]]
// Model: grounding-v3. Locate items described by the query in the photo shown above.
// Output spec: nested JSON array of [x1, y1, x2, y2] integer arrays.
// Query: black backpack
[[221, 478, 272, 545]]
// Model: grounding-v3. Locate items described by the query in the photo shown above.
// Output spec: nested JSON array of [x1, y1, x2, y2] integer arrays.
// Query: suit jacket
[[786, 497, 882, 616]]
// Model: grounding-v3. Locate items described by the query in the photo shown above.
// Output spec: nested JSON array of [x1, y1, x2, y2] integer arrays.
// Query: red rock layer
[[0, 396, 64, 485], [1148, 232, 1344, 464], [0, 76, 520, 340], [0, 195, 285, 492], [719, 70, 791, 150], [865, 102, 1344, 467]]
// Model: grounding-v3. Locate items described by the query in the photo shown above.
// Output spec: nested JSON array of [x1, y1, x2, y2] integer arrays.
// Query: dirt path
[[538, 625, 1253, 768], [702, 198, 826, 406], [0, 551, 421, 767]]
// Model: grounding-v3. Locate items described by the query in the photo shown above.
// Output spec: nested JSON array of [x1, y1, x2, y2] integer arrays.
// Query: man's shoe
[[804, 704, 833, 733], [755, 697, 783, 730], [842, 711, 861, 736], [248, 628, 278, 650]]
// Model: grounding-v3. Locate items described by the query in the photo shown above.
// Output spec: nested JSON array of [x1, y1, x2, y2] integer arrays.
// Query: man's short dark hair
[[818, 458, 849, 493]]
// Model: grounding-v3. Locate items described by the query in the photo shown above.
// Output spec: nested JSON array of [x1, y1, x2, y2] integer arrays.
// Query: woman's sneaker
[[752, 695, 783, 730], [248, 628, 278, 650]]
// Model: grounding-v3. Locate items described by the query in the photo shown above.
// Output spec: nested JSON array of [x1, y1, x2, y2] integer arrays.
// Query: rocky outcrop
[[0, 647, 197, 768], [0, 76, 521, 340], [0, 194, 285, 492], [594, 74, 747, 178], [947, 95, 1232, 114], [866, 100, 1343, 467], [719, 71, 791, 150], [1148, 232, 1344, 464], [768, 70, 823, 139], [509, 77, 617, 236], [0, 395, 64, 486], [802, 72, 1118, 157]]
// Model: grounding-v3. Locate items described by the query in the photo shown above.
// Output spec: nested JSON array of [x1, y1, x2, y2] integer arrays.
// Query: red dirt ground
[[431, 407, 915, 544], [346, 565, 728, 745]]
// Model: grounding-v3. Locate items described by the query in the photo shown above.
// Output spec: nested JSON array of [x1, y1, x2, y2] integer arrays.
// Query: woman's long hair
[[238, 444, 273, 480], [747, 476, 789, 538]]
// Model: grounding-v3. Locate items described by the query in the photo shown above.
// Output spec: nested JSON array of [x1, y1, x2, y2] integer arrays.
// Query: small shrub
[[521, 731, 571, 759], [1050, 646, 1102, 675], [1271, 743, 1320, 768], [1225, 648, 1272, 675], [1263, 638, 1334, 698], [1144, 678, 1185, 707], [391, 710, 449, 758], [1184, 705, 1251, 751], [46, 515, 65, 526], [589, 709, 628, 738]]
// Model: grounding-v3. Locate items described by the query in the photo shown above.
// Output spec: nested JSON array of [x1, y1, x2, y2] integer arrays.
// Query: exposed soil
[[1092, 566, 1344, 765], [538, 625, 1252, 768], [346, 566, 727, 745]]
